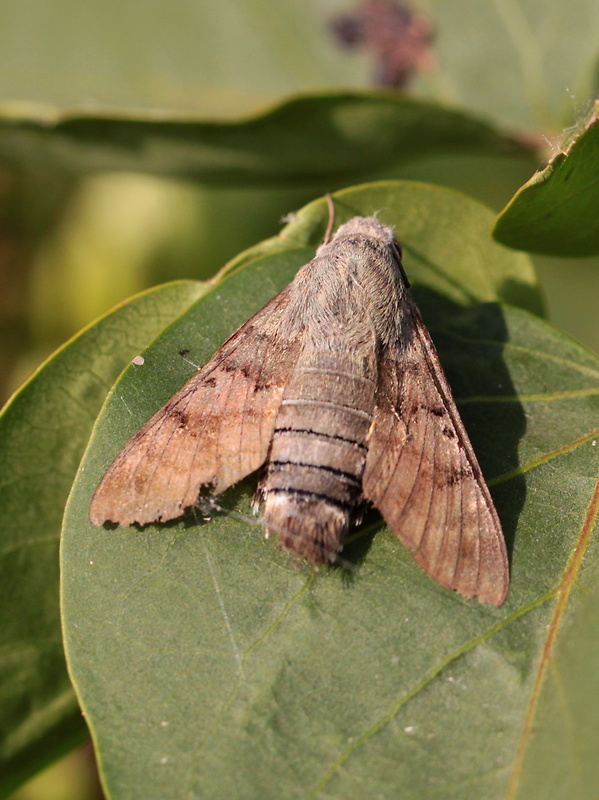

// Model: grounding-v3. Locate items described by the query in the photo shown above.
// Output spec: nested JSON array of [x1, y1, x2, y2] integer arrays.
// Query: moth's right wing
[[363, 301, 508, 606], [90, 288, 302, 527]]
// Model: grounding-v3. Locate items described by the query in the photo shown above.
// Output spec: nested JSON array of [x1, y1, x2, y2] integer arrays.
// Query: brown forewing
[[90, 287, 302, 527], [363, 301, 508, 606]]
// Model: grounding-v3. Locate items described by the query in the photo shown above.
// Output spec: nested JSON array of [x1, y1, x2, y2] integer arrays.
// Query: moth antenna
[[393, 241, 411, 288], [323, 194, 336, 245]]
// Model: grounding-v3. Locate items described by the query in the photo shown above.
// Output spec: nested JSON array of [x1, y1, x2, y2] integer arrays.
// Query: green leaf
[[493, 102, 599, 256], [514, 553, 599, 800], [426, 0, 599, 130], [1, 0, 596, 131], [0, 280, 206, 796], [59, 182, 599, 800], [0, 0, 370, 113], [0, 93, 529, 186]]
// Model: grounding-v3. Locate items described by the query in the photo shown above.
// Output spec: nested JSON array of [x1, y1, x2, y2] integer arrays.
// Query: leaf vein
[[505, 466, 599, 798], [489, 427, 599, 486], [459, 387, 599, 404], [301, 593, 556, 800]]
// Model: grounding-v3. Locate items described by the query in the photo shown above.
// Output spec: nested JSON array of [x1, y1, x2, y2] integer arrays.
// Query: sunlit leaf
[[494, 101, 599, 256]]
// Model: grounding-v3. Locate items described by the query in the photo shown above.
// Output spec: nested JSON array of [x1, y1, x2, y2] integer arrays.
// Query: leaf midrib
[[505, 468, 599, 798]]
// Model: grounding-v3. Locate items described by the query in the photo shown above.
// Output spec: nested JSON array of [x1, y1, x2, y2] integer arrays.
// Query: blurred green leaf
[[0, 280, 206, 796], [0, 93, 529, 185], [426, 0, 599, 130], [494, 102, 599, 257], [0, 0, 370, 113], [58, 183, 599, 800], [0, 0, 597, 131]]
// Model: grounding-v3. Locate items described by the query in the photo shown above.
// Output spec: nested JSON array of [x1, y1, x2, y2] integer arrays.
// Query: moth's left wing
[[363, 302, 509, 606], [90, 287, 302, 527]]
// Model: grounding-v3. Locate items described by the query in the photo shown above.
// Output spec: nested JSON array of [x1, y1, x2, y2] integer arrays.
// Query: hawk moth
[[90, 215, 508, 606]]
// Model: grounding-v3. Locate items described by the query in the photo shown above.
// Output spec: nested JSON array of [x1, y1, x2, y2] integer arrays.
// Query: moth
[[90, 215, 509, 606]]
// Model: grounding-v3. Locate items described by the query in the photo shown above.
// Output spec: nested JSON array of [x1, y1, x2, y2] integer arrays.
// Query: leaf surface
[[494, 101, 599, 256], [0, 94, 528, 186], [0, 280, 206, 794], [1, 0, 597, 130]]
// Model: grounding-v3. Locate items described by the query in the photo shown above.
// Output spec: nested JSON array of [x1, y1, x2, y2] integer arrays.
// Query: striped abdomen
[[262, 350, 376, 561]]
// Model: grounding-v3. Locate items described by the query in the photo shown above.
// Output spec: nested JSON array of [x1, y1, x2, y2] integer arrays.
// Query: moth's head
[[332, 216, 396, 246], [327, 214, 408, 288]]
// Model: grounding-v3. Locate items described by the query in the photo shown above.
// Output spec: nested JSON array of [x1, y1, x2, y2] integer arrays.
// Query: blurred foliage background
[[1, 0, 598, 797]]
